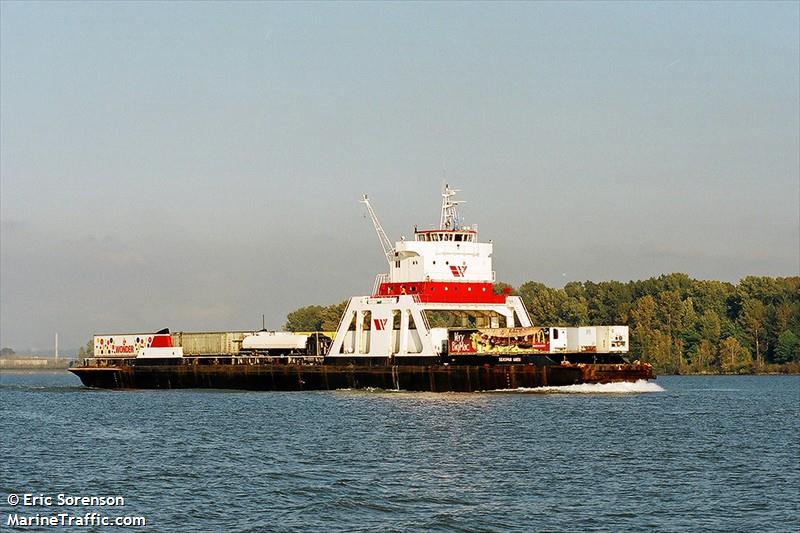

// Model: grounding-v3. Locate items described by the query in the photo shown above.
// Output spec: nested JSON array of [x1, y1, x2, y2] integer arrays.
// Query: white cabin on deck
[[329, 185, 531, 359], [391, 229, 493, 282], [370, 185, 504, 304]]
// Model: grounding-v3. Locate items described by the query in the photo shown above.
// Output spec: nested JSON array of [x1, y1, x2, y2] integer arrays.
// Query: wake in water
[[494, 380, 664, 394], [334, 380, 664, 395]]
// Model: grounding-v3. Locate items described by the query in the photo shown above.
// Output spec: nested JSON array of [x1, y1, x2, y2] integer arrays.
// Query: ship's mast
[[439, 184, 464, 230], [361, 195, 394, 266]]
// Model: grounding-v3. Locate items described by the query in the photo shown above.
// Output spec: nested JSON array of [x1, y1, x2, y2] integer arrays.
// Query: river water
[[1, 373, 797, 532]]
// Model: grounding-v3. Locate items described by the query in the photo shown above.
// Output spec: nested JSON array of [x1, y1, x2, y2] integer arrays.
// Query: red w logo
[[373, 318, 388, 331], [450, 265, 468, 277]]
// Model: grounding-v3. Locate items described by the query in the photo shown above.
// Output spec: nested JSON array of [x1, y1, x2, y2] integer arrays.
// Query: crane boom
[[360, 195, 394, 266]]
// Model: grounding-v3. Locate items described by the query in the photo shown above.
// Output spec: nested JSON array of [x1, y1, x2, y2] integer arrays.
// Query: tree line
[[510, 274, 799, 374], [284, 274, 799, 374]]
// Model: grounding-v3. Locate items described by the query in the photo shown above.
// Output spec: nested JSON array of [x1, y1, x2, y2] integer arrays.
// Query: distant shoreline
[[0, 369, 72, 374], [0, 357, 72, 371]]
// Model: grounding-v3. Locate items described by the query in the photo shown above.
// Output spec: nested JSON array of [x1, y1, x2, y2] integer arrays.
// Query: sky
[[1, 1, 798, 352]]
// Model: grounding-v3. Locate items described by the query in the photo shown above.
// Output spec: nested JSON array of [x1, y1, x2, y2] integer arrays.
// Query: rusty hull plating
[[70, 356, 655, 392]]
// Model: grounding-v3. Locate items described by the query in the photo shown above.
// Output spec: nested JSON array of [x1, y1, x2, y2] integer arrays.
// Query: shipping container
[[94, 334, 155, 357], [171, 331, 256, 356], [430, 328, 449, 354], [596, 326, 629, 353], [549, 327, 568, 353], [566, 327, 597, 353]]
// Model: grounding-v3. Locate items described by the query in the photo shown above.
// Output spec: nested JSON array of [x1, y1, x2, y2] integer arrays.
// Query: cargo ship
[[70, 186, 654, 392]]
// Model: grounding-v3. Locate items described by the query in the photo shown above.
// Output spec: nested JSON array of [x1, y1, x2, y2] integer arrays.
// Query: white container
[[549, 327, 568, 353], [596, 326, 629, 353], [173, 331, 255, 355], [94, 334, 154, 357], [566, 327, 597, 353], [430, 328, 449, 354]]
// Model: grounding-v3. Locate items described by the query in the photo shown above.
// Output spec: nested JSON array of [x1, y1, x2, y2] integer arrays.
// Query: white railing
[[372, 273, 389, 295], [412, 294, 432, 331]]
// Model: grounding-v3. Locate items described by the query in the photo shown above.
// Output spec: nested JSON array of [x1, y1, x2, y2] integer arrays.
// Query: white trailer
[[566, 327, 598, 353], [596, 326, 629, 353], [94, 334, 153, 357], [549, 327, 568, 353]]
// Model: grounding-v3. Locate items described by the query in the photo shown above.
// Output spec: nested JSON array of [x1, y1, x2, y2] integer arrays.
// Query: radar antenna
[[361, 195, 394, 266], [440, 183, 465, 230]]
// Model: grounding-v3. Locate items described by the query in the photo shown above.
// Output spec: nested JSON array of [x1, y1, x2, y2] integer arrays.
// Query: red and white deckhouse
[[329, 185, 531, 358], [372, 185, 502, 304]]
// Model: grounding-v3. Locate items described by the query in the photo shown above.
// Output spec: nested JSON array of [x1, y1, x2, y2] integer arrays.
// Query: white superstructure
[[329, 186, 531, 359]]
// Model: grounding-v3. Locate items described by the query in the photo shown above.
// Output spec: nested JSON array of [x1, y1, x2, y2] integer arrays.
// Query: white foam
[[335, 380, 664, 395], [493, 379, 664, 394]]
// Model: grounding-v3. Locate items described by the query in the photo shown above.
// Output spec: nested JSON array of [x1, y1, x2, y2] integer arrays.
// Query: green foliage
[[517, 281, 587, 326], [775, 330, 800, 364], [284, 301, 349, 332], [0, 347, 15, 356], [284, 305, 326, 332], [492, 281, 515, 295], [719, 337, 753, 374], [320, 300, 349, 331], [691, 340, 718, 373], [77, 340, 93, 358]]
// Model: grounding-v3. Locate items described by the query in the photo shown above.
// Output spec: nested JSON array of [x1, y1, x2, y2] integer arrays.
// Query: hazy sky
[[1, 1, 798, 351]]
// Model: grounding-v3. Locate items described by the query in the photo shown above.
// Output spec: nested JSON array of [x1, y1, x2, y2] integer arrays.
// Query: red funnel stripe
[[149, 334, 173, 348]]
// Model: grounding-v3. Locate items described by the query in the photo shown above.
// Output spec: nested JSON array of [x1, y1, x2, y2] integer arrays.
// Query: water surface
[[1, 372, 797, 532]]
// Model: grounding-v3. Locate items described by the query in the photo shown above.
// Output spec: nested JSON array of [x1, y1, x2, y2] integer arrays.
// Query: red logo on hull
[[450, 265, 468, 277], [373, 318, 388, 331]]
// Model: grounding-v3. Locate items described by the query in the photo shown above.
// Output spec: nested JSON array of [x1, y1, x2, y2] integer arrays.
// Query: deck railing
[[372, 273, 389, 295]]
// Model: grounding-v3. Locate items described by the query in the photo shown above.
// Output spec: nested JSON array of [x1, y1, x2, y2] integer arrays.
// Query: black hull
[[69, 355, 655, 392]]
